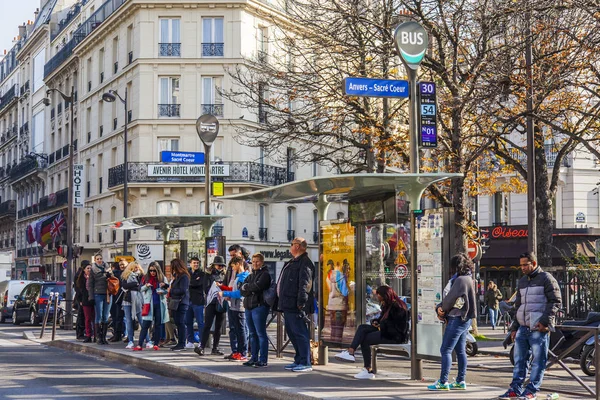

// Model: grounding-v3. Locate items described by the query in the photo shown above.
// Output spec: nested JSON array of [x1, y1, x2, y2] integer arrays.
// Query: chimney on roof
[[18, 24, 26, 37], [34, 8, 40, 20]]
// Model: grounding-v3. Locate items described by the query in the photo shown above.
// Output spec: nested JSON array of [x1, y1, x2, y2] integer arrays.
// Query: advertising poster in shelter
[[321, 221, 356, 345]]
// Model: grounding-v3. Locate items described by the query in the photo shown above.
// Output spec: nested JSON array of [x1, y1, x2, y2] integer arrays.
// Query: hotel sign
[[147, 164, 230, 177]]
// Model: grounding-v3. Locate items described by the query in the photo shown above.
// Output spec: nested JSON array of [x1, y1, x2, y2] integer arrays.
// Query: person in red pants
[[76, 262, 96, 342]]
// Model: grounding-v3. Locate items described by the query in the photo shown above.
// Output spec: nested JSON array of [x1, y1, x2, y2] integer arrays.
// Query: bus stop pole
[[316, 194, 330, 366]]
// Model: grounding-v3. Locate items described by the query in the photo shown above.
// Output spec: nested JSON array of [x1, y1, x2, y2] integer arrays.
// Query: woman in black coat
[[168, 259, 190, 351], [195, 256, 227, 356], [334, 285, 409, 379]]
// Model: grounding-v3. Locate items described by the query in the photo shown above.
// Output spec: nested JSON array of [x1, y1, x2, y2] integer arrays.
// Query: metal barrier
[[549, 324, 600, 399], [265, 311, 290, 358], [39, 292, 61, 340]]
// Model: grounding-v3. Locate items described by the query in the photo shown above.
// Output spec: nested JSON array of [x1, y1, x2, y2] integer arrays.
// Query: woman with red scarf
[[334, 285, 409, 379]]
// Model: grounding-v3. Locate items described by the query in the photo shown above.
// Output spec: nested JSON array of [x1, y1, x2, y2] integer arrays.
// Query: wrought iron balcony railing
[[159, 43, 181, 57], [0, 85, 17, 113], [108, 161, 294, 188], [158, 104, 181, 117], [9, 156, 48, 183], [0, 200, 16, 217], [202, 43, 224, 57], [201, 104, 223, 117], [258, 228, 268, 241]]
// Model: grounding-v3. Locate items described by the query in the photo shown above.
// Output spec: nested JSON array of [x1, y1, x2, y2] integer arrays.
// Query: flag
[[26, 224, 36, 244], [36, 213, 58, 247], [50, 212, 66, 240]]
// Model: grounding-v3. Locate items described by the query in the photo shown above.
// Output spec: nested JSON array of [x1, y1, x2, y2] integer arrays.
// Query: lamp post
[[46, 86, 75, 330], [102, 89, 129, 255], [195, 114, 220, 216]]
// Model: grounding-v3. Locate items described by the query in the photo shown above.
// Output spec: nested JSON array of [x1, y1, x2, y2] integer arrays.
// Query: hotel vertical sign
[[73, 164, 85, 208]]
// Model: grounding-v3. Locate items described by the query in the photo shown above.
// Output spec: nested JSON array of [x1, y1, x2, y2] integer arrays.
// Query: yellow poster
[[321, 222, 355, 344]]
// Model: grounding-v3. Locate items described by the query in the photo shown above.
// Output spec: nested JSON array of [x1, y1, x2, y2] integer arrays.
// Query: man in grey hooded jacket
[[499, 252, 561, 400], [87, 254, 114, 345]]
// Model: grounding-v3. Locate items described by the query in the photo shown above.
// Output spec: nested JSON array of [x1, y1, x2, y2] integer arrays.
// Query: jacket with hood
[[240, 266, 272, 310], [511, 266, 561, 331], [87, 262, 113, 300]]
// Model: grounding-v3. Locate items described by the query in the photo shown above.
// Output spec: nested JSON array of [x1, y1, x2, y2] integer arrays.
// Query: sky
[[0, 0, 41, 55]]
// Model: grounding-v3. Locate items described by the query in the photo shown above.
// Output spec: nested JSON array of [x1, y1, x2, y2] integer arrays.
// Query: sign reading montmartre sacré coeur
[[147, 164, 230, 177]]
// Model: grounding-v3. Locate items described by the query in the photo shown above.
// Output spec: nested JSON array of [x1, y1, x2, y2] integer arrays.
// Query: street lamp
[[102, 89, 129, 256], [45, 86, 75, 330]]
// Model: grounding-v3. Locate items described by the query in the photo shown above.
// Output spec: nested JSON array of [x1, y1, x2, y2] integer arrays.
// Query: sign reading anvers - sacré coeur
[[148, 164, 230, 177]]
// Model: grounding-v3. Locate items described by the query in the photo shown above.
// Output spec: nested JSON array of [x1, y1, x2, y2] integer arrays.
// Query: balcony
[[158, 104, 181, 118], [202, 43, 224, 57], [19, 122, 29, 136], [44, 0, 128, 78], [159, 43, 181, 57], [258, 228, 268, 241], [17, 188, 68, 219], [201, 104, 224, 117], [0, 200, 16, 218], [287, 230, 295, 242], [108, 161, 293, 188], [9, 156, 47, 183], [19, 80, 30, 96], [0, 85, 17, 113]]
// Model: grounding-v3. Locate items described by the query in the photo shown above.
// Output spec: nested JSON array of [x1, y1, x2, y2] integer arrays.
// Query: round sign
[[394, 264, 408, 279], [62, 261, 68, 269], [467, 240, 482, 262], [393, 21, 429, 69], [195, 114, 220, 145]]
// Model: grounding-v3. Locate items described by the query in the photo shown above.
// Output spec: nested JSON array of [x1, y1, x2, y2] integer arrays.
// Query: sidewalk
[[24, 326, 588, 399]]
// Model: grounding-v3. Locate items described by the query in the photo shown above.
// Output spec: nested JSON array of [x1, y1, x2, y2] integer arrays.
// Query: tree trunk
[[534, 137, 553, 267]]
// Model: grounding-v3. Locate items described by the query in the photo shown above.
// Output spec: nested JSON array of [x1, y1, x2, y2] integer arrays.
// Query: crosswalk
[[0, 336, 41, 347]]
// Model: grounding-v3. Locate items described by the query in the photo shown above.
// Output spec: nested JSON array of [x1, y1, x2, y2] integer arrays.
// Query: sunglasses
[[149, 269, 157, 272]]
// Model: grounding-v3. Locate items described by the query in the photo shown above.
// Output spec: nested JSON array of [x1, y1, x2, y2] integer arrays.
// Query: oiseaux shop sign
[[147, 164, 230, 177]]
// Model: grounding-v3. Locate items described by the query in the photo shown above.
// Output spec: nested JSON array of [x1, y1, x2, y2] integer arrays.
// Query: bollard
[[276, 312, 283, 358], [39, 293, 53, 339], [51, 292, 59, 341]]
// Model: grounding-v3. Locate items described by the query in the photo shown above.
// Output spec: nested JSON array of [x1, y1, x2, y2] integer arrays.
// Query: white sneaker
[[185, 342, 195, 349], [335, 350, 356, 363], [354, 368, 375, 380], [126, 341, 135, 349], [145, 341, 154, 349]]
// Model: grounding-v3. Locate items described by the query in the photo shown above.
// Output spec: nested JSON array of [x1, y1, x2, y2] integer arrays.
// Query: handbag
[[168, 298, 182, 311], [141, 303, 151, 316], [216, 299, 229, 313]]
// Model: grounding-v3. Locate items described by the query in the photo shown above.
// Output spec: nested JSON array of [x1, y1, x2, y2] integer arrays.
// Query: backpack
[[107, 276, 120, 296], [263, 280, 277, 308]]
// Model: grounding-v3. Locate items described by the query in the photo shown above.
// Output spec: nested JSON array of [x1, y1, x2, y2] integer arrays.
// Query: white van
[[0, 280, 34, 323]]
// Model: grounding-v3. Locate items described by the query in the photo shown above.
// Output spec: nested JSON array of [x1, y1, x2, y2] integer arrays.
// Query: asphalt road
[[0, 325, 255, 400]]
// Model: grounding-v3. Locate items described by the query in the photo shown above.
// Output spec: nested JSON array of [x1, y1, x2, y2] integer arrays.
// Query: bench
[[371, 343, 411, 374]]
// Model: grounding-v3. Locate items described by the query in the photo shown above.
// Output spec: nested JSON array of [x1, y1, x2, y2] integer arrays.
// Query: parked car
[[0, 280, 34, 323], [12, 282, 66, 326]]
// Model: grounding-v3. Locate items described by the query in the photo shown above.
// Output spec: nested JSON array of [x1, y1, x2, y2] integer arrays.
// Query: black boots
[[83, 336, 92, 343], [101, 323, 109, 345], [95, 324, 102, 344], [96, 323, 109, 345]]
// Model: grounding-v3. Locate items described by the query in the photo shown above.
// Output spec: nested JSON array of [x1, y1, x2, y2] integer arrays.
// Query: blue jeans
[[138, 303, 162, 346], [246, 305, 269, 363], [228, 309, 248, 355], [284, 311, 311, 366], [488, 308, 498, 327], [173, 304, 188, 347], [94, 294, 112, 323], [440, 316, 471, 383], [185, 304, 205, 343], [123, 305, 142, 343], [510, 326, 549, 395]]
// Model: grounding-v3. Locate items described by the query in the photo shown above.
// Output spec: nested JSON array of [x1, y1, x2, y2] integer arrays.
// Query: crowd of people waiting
[[73, 244, 276, 368]]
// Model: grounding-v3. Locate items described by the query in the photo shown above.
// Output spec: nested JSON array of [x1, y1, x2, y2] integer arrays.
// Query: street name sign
[[161, 151, 205, 164], [343, 77, 409, 98]]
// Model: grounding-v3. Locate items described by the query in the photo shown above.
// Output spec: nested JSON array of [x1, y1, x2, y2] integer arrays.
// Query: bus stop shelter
[[222, 172, 460, 376]]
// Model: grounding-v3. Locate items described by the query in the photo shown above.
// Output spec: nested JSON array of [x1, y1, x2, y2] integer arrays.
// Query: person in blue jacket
[[220, 256, 250, 361]]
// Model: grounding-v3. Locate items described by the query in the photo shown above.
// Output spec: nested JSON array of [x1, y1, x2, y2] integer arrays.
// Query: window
[[257, 26, 268, 62], [31, 111, 44, 153], [287, 207, 296, 241], [158, 137, 179, 159], [157, 200, 179, 215], [202, 18, 224, 56], [286, 147, 295, 177], [258, 82, 267, 123], [493, 192, 509, 225], [158, 77, 180, 117], [32, 50, 45, 92], [159, 18, 181, 57], [336, 212, 345, 220], [312, 157, 318, 177], [112, 36, 119, 73], [259, 204, 267, 229], [202, 77, 223, 116]]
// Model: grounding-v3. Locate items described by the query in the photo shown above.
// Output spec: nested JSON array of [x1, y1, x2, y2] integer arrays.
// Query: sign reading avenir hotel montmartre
[[147, 164, 230, 177]]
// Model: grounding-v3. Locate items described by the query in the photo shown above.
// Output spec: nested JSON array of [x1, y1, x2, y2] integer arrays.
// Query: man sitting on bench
[[334, 285, 410, 379]]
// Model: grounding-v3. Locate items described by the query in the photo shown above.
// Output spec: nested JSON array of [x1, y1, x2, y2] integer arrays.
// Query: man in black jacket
[[185, 257, 205, 348], [277, 237, 314, 372]]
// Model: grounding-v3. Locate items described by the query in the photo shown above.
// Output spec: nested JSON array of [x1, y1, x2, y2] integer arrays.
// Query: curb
[[48, 340, 316, 400]]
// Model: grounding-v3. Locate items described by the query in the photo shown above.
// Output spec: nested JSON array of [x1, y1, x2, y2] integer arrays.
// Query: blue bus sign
[[418, 82, 438, 148], [343, 77, 409, 98], [161, 151, 205, 164]]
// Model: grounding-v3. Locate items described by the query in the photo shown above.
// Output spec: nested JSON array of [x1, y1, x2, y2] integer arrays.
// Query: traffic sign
[[342, 77, 409, 98], [467, 240, 482, 262], [393, 21, 429, 70], [394, 264, 409, 279], [62, 261, 68, 269]]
